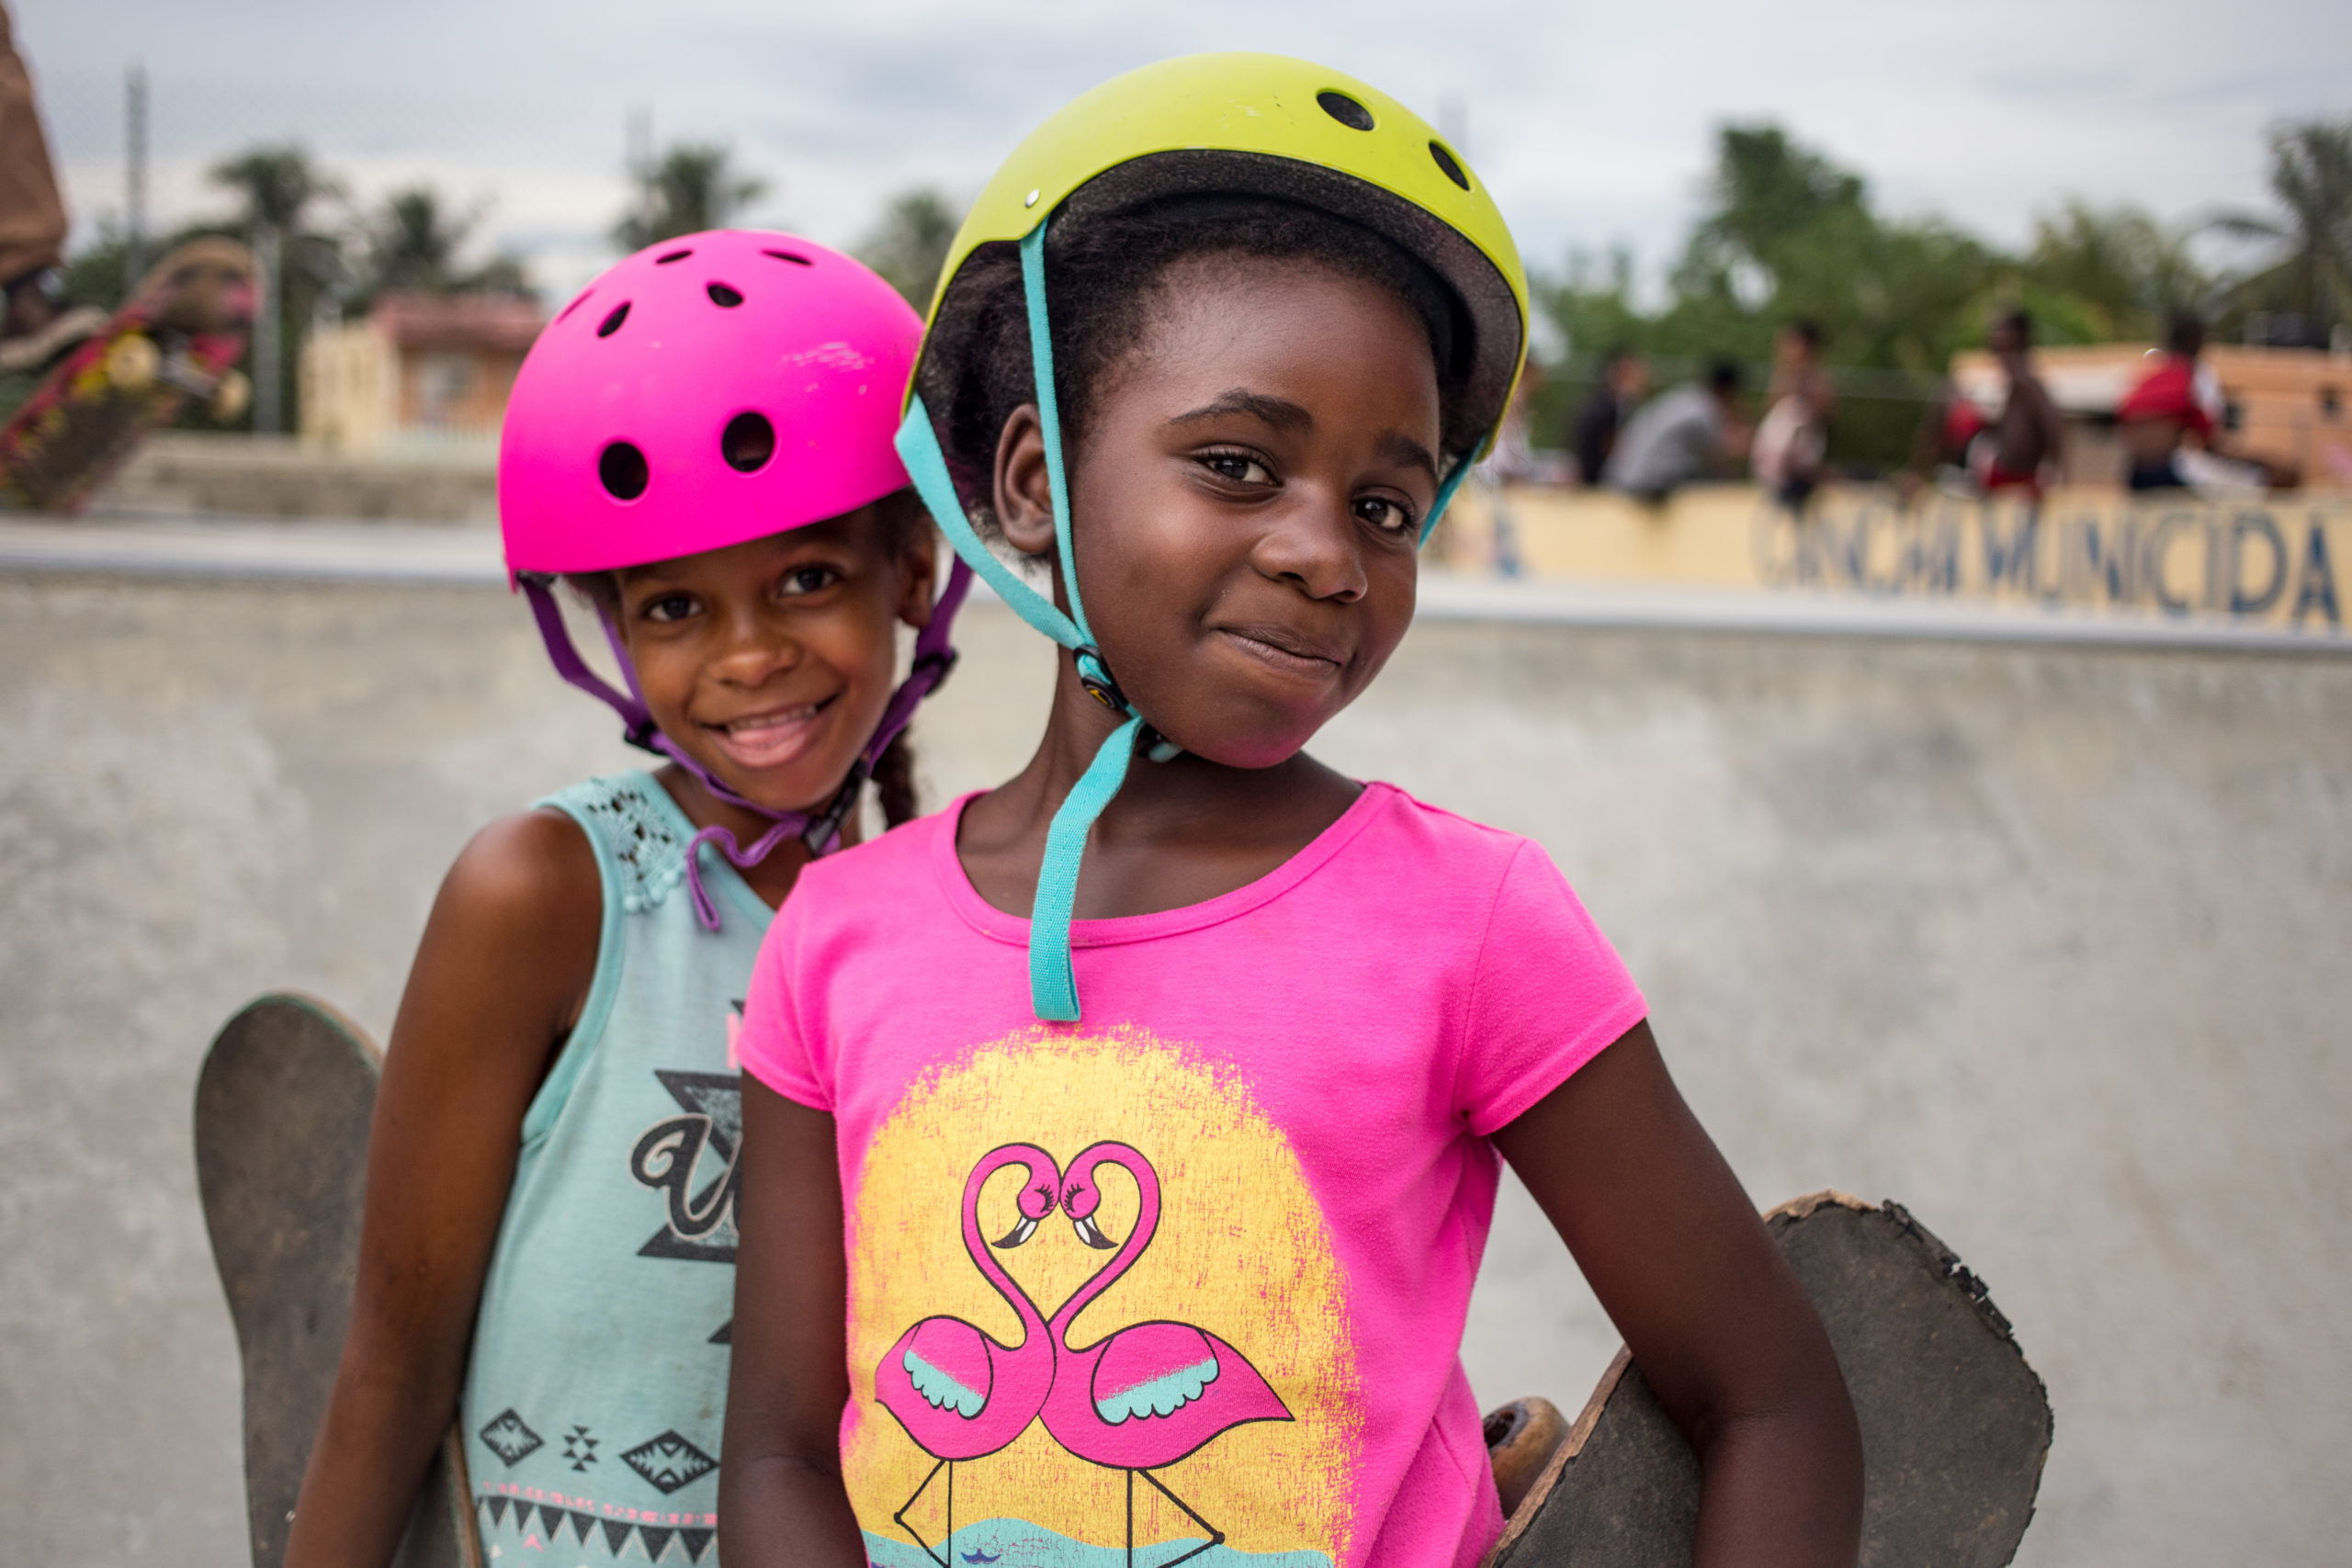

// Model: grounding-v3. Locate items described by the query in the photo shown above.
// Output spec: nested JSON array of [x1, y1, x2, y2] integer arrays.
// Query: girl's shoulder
[[1348, 781, 1547, 883], [442, 799, 603, 932]]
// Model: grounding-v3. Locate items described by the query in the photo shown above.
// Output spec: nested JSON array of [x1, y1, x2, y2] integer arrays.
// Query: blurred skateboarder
[[1754, 319, 1835, 509], [1909, 310, 2068, 501], [1605, 360, 1749, 502], [0, 4, 102, 372]]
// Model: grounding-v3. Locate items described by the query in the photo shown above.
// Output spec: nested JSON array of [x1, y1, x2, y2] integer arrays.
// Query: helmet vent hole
[[556, 289, 592, 322], [763, 249, 811, 266], [598, 441, 650, 501], [1317, 91, 1374, 131], [707, 282, 744, 308], [655, 248, 693, 265], [596, 301, 630, 338], [721, 412, 775, 473], [1430, 141, 1471, 191]]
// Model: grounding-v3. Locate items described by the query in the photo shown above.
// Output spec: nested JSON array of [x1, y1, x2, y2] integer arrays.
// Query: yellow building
[[300, 292, 545, 454]]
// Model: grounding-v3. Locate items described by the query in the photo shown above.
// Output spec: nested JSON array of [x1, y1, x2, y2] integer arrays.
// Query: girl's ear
[[991, 403, 1057, 560], [896, 522, 940, 631]]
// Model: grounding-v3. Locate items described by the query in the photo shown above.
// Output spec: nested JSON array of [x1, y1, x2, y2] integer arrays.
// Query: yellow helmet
[[914, 50, 1529, 469], [893, 53, 1531, 1022]]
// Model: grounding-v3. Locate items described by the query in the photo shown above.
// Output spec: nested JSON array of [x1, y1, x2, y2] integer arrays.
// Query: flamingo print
[[874, 1143, 1064, 1567], [1043, 1141, 1293, 1568]]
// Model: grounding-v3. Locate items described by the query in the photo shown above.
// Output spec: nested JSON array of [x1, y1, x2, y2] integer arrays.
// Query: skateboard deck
[[195, 992, 483, 1568], [2, 237, 254, 512], [1484, 1191, 2050, 1567]]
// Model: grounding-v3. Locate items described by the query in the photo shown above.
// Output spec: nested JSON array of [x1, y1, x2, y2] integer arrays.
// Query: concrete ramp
[[0, 566, 2345, 1566]]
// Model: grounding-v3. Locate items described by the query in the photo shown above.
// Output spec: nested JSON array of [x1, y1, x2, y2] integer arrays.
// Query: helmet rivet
[[1023, 188, 1041, 209]]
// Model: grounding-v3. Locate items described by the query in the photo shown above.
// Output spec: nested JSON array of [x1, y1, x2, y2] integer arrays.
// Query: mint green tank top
[[460, 771, 769, 1565]]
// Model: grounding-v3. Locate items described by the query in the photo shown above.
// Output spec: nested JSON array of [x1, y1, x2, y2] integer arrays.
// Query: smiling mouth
[[1215, 626, 1344, 681], [701, 694, 837, 770]]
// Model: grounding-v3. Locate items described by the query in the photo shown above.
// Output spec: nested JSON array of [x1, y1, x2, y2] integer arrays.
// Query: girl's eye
[[642, 592, 698, 623], [778, 565, 841, 596], [1355, 496, 1418, 536], [1200, 452, 1274, 486]]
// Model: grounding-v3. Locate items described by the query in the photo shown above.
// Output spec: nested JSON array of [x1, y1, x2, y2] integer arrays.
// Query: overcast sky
[[22, 0, 2352, 304]]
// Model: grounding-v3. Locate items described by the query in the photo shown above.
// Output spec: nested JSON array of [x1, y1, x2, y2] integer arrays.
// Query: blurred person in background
[[2116, 312, 2291, 491], [1909, 310, 2067, 501], [1754, 319, 1835, 509], [2117, 313, 2221, 491], [1605, 359, 1750, 502], [0, 4, 100, 371], [1571, 344, 1648, 486]]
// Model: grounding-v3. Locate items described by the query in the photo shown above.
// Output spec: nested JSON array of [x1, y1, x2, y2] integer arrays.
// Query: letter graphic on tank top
[[628, 1000, 746, 1341]]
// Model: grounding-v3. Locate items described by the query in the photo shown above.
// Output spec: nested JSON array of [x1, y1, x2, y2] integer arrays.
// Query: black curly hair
[[913, 192, 1476, 537]]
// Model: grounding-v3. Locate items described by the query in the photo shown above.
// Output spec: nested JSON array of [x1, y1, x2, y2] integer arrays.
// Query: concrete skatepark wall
[[1, 569, 2346, 1566]]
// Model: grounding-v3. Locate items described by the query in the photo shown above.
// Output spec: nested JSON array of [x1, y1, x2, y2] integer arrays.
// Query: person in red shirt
[[2118, 314, 2222, 491]]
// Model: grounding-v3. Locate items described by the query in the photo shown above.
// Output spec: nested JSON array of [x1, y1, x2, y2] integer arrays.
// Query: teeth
[[724, 705, 818, 733]]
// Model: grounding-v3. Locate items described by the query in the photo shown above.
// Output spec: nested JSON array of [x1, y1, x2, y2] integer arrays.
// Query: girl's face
[[997, 255, 1442, 769], [612, 506, 935, 813]]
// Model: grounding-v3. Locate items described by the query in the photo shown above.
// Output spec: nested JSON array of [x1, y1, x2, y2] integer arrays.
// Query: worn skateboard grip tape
[[196, 992, 481, 1568], [1486, 1192, 2051, 1568]]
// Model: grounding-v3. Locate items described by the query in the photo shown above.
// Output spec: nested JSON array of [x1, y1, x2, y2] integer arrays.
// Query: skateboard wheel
[[1484, 1396, 1570, 1517], [104, 333, 161, 390], [210, 368, 252, 422]]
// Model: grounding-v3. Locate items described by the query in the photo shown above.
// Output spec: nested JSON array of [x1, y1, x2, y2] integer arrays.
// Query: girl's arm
[[283, 811, 600, 1568], [1492, 1020, 1863, 1568], [718, 1078, 866, 1566]]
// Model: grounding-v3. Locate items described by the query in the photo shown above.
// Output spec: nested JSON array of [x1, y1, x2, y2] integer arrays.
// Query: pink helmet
[[498, 231, 971, 926], [500, 229, 921, 570]]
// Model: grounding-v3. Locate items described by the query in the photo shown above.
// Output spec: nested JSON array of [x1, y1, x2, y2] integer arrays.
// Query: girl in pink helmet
[[284, 231, 968, 1568]]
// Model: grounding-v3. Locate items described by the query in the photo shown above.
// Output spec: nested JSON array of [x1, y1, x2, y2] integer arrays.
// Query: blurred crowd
[[1490, 308, 2293, 507]]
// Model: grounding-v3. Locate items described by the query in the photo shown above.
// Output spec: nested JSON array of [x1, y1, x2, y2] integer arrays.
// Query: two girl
[[286, 231, 965, 1565], [722, 52, 1860, 1568], [295, 55, 1859, 1568]]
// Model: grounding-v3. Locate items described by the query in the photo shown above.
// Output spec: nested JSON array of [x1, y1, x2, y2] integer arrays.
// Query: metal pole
[[124, 62, 148, 291], [253, 223, 281, 434]]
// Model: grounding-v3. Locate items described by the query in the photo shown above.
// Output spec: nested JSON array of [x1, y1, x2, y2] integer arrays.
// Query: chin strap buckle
[[911, 644, 960, 692], [800, 756, 872, 854], [1074, 646, 1128, 714]]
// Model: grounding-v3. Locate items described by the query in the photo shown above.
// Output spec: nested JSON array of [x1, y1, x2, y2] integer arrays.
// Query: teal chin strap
[[895, 214, 1478, 1022]]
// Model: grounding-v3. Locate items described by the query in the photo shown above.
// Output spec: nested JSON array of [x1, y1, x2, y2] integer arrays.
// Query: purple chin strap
[[516, 558, 973, 931]]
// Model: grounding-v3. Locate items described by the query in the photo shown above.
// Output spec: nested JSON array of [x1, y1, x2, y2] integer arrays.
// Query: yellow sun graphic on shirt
[[845, 1026, 1361, 1566]]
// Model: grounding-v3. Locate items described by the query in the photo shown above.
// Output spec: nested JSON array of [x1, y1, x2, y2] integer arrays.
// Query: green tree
[[365, 186, 477, 296], [351, 186, 531, 304], [616, 144, 769, 251], [1534, 124, 2002, 468], [2024, 201, 2208, 340], [855, 188, 960, 309], [209, 143, 350, 434], [2213, 118, 2352, 344]]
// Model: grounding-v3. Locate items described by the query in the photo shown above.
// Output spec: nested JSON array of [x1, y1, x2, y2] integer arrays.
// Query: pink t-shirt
[[739, 782, 1646, 1568]]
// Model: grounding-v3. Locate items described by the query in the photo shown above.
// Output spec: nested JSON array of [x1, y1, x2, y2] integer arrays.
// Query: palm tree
[[2027, 201, 2210, 340], [615, 144, 768, 251], [208, 144, 347, 433], [209, 144, 342, 237], [2213, 118, 2352, 345], [365, 186, 479, 296]]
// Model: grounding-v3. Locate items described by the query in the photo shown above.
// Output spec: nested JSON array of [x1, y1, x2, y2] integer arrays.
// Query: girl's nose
[[1250, 493, 1368, 603], [708, 605, 806, 685]]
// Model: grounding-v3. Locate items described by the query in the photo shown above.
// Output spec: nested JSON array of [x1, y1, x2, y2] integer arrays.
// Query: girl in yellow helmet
[[724, 54, 1860, 1568]]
